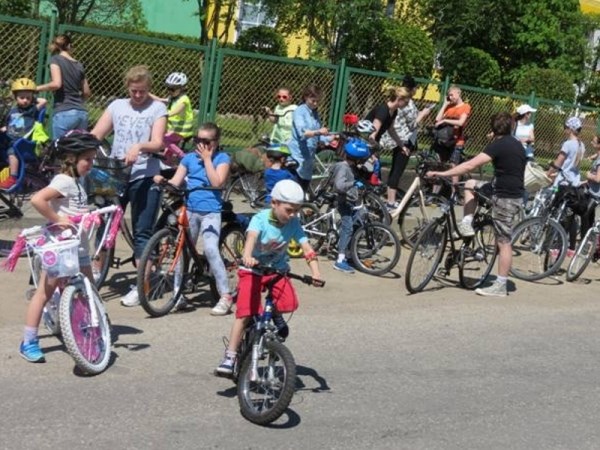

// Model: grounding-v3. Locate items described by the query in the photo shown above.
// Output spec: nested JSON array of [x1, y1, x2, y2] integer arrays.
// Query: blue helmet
[[343, 138, 370, 160]]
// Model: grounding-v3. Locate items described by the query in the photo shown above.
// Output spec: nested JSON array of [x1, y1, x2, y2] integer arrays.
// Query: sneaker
[[386, 201, 400, 211], [333, 260, 355, 274], [456, 221, 475, 238], [272, 313, 289, 340], [20, 339, 45, 363], [475, 280, 507, 298], [120, 285, 140, 307], [215, 352, 237, 377], [566, 249, 575, 258], [174, 296, 194, 312], [210, 296, 233, 316], [0, 176, 16, 190]]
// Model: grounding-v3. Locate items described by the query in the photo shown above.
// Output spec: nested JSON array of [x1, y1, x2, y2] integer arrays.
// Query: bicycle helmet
[[11, 78, 36, 93], [55, 130, 102, 156], [165, 72, 188, 87], [271, 179, 304, 204], [266, 143, 291, 160], [565, 116, 582, 132], [356, 119, 375, 134], [343, 137, 370, 160]]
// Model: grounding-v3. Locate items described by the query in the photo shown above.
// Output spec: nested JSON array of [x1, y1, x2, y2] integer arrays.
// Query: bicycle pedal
[[110, 257, 122, 269]]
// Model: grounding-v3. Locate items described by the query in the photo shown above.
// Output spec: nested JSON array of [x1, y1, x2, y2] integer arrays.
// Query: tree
[[441, 47, 501, 88], [45, 0, 147, 29], [0, 0, 31, 17], [236, 25, 287, 56], [184, 0, 239, 45], [416, 0, 591, 90], [514, 67, 576, 103]]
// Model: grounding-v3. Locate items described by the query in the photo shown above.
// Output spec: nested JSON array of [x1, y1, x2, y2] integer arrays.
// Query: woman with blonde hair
[[36, 34, 91, 138], [91, 65, 167, 307]]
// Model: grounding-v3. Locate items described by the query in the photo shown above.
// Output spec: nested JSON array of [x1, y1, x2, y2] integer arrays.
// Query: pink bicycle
[[4, 206, 118, 375]]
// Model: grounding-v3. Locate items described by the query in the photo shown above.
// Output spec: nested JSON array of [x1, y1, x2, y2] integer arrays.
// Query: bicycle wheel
[[405, 219, 447, 293], [224, 173, 265, 206], [237, 340, 296, 426], [310, 149, 338, 195], [137, 228, 187, 317], [397, 194, 445, 247], [458, 219, 497, 289], [350, 222, 401, 276], [364, 191, 391, 225], [219, 223, 245, 295], [59, 281, 111, 375], [510, 217, 568, 281], [566, 230, 598, 282], [297, 202, 328, 252]]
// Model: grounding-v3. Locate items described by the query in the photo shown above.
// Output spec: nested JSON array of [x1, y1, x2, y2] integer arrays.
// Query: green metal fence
[[0, 14, 599, 164]]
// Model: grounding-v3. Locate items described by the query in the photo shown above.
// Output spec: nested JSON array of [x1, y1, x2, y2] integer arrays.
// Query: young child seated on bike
[[263, 143, 297, 203], [215, 179, 322, 377], [0, 78, 47, 190], [263, 87, 297, 144], [331, 137, 371, 274], [20, 131, 99, 363], [153, 122, 235, 315]]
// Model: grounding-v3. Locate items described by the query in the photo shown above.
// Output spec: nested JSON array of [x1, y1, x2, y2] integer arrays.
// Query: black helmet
[[55, 130, 102, 156]]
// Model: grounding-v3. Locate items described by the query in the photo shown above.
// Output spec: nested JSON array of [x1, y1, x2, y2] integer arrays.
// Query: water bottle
[[90, 168, 110, 183], [263, 300, 273, 323]]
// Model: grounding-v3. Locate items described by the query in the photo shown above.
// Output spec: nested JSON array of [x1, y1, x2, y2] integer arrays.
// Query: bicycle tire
[[350, 222, 400, 276], [397, 193, 445, 248], [364, 191, 391, 225], [237, 340, 296, 426], [458, 219, 497, 289], [510, 217, 568, 281], [137, 228, 187, 317], [405, 219, 447, 293], [219, 223, 245, 295], [59, 281, 111, 375], [297, 202, 328, 253], [223, 173, 265, 206], [566, 230, 598, 282]]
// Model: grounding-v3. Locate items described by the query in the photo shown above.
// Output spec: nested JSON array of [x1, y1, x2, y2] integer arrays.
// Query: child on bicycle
[[263, 143, 297, 203], [0, 78, 47, 190], [215, 179, 322, 377], [153, 122, 235, 315], [263, 87, 297, 144], [20, 130, 100, 363], [331, 137, 371, 274]]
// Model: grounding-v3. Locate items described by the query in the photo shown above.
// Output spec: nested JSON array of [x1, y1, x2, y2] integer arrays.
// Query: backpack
[[433, 124, 456, 149]]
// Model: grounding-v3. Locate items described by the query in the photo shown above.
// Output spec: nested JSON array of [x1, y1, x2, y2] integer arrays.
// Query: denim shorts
[[52, 109, 89, 139]]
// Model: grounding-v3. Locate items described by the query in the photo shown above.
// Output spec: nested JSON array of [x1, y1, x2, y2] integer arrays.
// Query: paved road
[[2, 206, 600, 449]]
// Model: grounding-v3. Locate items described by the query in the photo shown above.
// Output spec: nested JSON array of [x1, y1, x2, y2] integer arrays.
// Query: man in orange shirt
[[434, 85, 471, 165]]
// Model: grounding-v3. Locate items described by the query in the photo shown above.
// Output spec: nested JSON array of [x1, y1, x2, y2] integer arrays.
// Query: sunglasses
[[193, 137, 215, 146], [277, 94, 290, 100]]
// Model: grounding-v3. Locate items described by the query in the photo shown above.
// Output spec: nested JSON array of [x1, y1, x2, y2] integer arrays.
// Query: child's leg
[[227, 316, 249, 353], [200, 212, 230, 297], [8, 153, 18, 176], [336, 202, 353, 263]]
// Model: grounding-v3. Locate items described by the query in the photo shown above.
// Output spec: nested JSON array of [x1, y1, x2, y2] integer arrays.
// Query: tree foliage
[[416, 0, 591, 91], [440, 47, 501, 89], [0, 0, 31, 17], [45, 0, 147, 29], [514, 67, 576, 103], [236, 25, 287, 56]]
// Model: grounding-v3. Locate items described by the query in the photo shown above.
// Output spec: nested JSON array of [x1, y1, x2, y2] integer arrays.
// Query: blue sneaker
[[19, 339, 45, 363], [333, 260, 355, 274]]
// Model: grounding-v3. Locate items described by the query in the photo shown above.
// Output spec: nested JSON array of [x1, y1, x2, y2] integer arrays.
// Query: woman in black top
[[36, 35, 91, 139]]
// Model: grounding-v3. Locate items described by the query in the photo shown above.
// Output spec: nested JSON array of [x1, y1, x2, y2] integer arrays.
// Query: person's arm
[[586, 167, 600, 183], [242, 230, 259, 267], [30, 186, 68, 226], [82, 78, 91, 100], [441, 111, 469, 128], [528, 128, 535, 144], [300, 240, 322, 281], [154, 162, 188, 187], [36, 64, 62, 92], [125, 115, 167, 165], [294, 107, 327, 140], [387, 126, 405, 150], [332, 165, 354, 193], [91, 108, 114, 141], [427, 152, 491, 178], [168, 101, 186, 117], [201, 152, 230, 188], [434, 102, 448, 124], [547, 152, 567, 178], [149, 93, 168, 103], [36, 97, 48, 109], [415, 107, 431, 125]]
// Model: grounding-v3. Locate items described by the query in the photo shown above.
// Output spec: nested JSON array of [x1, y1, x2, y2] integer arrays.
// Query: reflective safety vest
[[167, 94, 194, 138]]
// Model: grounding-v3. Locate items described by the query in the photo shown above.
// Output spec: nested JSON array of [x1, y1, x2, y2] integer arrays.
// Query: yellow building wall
[[581, 0, 600, 13]]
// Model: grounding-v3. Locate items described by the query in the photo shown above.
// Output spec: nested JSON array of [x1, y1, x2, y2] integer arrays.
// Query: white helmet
[[357, 119, 375, 134], [165, 72, 188, 87], [271, 179, 304, 205], [565, 116, 582, 131]]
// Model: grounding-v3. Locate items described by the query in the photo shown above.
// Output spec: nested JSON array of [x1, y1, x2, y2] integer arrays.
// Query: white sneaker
[[210, 296, 233, 316], [456, 221, 475, 238], [120, 285, 140, 307]]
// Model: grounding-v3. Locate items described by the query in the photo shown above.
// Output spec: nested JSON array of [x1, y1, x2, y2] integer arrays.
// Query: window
[[237, 0, 275, 36]]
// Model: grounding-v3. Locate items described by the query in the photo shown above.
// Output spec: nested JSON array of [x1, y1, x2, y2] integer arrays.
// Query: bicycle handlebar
[[244, 263, 326, 288], [157, 180, 224, 197]]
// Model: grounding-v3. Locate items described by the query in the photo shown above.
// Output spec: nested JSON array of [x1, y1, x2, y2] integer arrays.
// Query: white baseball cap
[[516, 104, 537, 115]]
